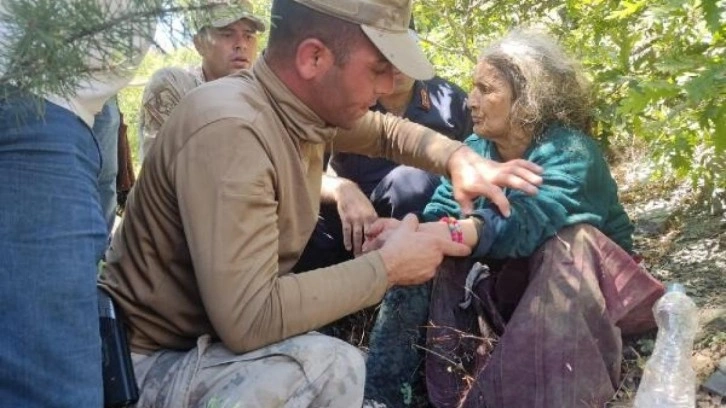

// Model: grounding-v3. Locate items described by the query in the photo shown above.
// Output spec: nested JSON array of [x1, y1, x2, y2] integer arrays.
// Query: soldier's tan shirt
[[138, 65, 205, 160], [99, 57, 463, 354]]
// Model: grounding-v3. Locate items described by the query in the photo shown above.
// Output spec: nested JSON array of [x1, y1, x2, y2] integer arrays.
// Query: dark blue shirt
[[329, 76, 473, 197]]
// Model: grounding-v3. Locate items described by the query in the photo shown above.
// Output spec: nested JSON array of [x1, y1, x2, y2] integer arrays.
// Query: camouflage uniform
[[138, 65, 205, 160], [131, 332, 365, 408]]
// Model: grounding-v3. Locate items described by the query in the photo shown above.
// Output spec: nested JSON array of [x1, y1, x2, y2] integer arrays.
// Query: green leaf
[[607, 0, 647, 20], [714, 106, 726, 152], [701, 0, 725, 34]]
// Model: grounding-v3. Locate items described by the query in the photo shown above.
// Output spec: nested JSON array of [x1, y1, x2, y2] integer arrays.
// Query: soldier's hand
[[362, 217, 400, 253], [377, 214, 470, 286], [333, 179, 378, 256]]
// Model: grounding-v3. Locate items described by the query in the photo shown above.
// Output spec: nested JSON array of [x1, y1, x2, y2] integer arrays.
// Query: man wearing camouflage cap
[[138, 0, 265, 159], [99, 0, 542, 406]]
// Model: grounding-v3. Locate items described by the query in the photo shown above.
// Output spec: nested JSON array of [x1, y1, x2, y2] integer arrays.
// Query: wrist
[[377, 246, 401, 287], [439, 217, 464, 243], [460, 217, 481, 248], [445, 144, 467, 178], [333, 178, 357, 201], [438, 217, 480, 248], [321, 175, 354, 203]]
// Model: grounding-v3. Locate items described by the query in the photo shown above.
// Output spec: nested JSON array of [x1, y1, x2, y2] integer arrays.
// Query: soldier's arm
[[333, 111, 462, 176]]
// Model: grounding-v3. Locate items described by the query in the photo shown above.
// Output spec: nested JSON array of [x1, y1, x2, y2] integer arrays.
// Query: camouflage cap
[[191, 0, 265, 33], [291, 0, 434, 80]]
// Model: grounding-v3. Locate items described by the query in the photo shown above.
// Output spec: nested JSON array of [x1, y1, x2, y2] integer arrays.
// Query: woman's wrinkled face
[[467, 61, 514, 141]]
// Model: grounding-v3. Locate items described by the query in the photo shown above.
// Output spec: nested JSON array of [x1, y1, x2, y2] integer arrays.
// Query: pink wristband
[[440, 217, 463, 243]]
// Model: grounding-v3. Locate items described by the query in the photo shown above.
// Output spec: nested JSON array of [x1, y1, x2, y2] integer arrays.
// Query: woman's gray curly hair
[[480, 29, 592, 137]]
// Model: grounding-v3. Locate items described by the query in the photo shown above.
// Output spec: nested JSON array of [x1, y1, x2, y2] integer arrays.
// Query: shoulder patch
[[420, 87, 431, 111]]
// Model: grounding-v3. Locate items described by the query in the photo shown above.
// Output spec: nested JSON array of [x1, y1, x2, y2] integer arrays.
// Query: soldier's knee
[[312, 336, 365, 404], [332, 338, 366, 380], [304, 334, 365, 379]]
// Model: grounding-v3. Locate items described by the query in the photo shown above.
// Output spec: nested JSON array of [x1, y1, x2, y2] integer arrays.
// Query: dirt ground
[[608, 162, 726, 407]]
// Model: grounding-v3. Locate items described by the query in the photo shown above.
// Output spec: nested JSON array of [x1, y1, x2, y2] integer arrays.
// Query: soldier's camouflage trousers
[[131, 332, 365, 408]]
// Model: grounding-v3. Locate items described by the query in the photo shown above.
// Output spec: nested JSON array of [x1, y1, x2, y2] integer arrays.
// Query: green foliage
[[2, 0, 162, 98], [0, 0, 240, 99], [414, 0, 726, 191]]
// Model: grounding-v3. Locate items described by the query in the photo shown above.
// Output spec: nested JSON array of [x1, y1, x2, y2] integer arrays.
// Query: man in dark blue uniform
[[294, 26, 473, 408]]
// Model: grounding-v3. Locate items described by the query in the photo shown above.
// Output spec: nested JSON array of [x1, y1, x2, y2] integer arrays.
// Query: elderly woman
[[364, 30, 664, 408]]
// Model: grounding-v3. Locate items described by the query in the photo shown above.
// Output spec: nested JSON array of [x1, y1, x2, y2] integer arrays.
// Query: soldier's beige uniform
[[100, 0, 451, 406], [133, 64, 373, 407], [99, 57, 462, 407], [138, 66, 205, 159]]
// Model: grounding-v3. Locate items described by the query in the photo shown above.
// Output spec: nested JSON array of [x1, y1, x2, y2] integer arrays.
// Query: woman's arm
[[418, 218, 481, 249], [421, 127, 627, 259]]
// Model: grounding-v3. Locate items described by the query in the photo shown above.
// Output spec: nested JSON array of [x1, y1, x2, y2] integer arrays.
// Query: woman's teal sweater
[[422, 125, 633, 259]]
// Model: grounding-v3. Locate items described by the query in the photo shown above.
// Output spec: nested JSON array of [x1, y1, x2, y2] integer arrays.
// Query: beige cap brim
[[361, 25, 434, 80], [211, 13, 266, 32]]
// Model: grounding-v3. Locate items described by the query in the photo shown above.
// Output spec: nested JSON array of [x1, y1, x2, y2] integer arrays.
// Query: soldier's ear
[[295, 38, 333, 81], [193, 30, 208, 57]]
